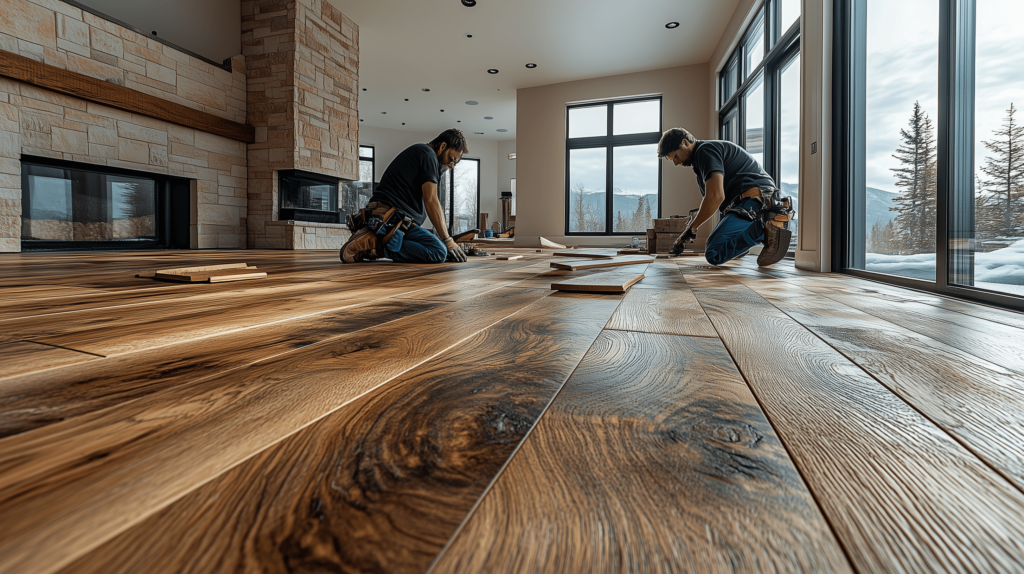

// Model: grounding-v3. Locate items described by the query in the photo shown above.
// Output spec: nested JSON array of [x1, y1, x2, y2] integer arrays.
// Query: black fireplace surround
[[278, 170, 342, 224]]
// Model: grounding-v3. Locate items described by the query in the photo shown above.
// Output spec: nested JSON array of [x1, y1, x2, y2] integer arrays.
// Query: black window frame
[[441, 156, 481, 233], [833, 0, 1024, 312], [564, 96, 664, 237]]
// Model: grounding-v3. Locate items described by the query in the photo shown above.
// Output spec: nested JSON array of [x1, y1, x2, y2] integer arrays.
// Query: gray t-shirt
[[690, 140, 775, 210]]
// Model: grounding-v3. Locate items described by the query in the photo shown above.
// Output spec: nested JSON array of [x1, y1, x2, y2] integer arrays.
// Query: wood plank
[[0, 288, 550, 574], [605, 284, 718, 337], [551, 270, 646, 294], [549, 255, 655, 270], [690, 277, 1024, 572], [154, 269, 267, 282], [0, 342, 99, 378], [151, 263, 253, 275], [552, 249, 619, 258], [432, 331, 850, 573], [0, 49, 256, 143], [496, 255, 523, 260], [61, 293, 621, 574]]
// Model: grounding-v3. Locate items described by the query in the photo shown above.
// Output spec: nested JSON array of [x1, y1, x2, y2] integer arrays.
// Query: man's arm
[[671, 172, 725, 253], [422, 181, 467, 262]]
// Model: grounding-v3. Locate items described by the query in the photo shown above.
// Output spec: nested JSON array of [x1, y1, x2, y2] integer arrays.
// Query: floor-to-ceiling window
[[718, 0, 801, 252], [565, 97, 662, 236], [837, 0, 1024, 310], [439, 157, 480, 234]]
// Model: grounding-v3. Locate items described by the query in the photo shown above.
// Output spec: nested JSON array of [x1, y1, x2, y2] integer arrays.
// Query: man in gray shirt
[[658, 127, 794, 267]]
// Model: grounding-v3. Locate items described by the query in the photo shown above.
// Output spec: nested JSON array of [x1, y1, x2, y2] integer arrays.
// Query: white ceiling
[[328, 0, 740, 141]]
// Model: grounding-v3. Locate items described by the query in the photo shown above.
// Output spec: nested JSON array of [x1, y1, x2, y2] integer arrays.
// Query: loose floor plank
[[605, 284, 718, 337], [691, 277, 1024, 573], [62, 293, 621, 574], [549, 255, 654, 270], [552, 249, 619, 258], [432, 330, 851, 574], [551, 270, 646, 293], [0, 288, 549, 574]]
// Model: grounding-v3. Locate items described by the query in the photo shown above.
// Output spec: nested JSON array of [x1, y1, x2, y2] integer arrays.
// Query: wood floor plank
[[552, 249, 619, 258], [690, 276, 1024, 573], [61, 293, 621, 574], [549, 255, 654, 270], [0, 288, 549, 574], [432, 330, 851, 574], [0, 342, 99, 378], [550, 270, 646, 293], [604, 284, 718, 337]]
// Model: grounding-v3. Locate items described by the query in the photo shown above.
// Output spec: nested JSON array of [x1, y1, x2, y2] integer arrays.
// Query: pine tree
[[979, 103, 1024, 236], [889, 101, 937, 254], [642, 195, 652, 229]]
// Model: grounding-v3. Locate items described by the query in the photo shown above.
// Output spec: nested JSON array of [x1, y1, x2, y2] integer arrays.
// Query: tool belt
[[346, 201, 413, 246], [722, 187, 778, 222]]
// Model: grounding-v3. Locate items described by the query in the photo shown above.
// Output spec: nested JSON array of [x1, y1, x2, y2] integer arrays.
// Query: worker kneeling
[[341, 129, 469, 264], [658, 128, 794, 267]]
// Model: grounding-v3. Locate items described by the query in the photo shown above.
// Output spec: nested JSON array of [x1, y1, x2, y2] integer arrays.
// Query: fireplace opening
[[20, 156, 190, 250], [278, 170, 341, 224]]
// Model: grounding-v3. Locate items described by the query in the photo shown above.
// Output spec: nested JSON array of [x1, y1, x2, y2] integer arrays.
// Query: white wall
[[515, 65, 710, 248], [496, 140, 517, 229], [358, 126, 498, 232]]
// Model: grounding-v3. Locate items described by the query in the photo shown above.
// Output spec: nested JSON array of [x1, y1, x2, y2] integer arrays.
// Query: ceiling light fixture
[[525, 63, 537, 68], [440, 109, 445, 112], [474, 132, 485, 135], [422, 88, 431, 92], [404, 98, 409, 101], [465, 101, 478, 105], [484, 116, 493, 120], [381, 111, 386, 114], [665, 22, 680, 29], [487, 69, 499, 74], [402, 123, 406, 125], [461, 0, 476, 6], [508, 153, 516, 159], [465, 33, 473, 38], [497, 129, 508, 132]]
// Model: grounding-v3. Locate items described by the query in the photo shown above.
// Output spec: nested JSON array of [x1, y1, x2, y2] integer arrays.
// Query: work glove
[[443, 237, 468, 262], [670, 228, 697, 255]]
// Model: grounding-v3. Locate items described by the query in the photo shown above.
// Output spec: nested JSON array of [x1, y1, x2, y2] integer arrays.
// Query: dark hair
[[430, 128, 469, 154], [657, 128, 697, 157]]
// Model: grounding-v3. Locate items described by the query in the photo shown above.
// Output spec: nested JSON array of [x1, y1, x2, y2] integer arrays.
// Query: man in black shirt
[[657, 127, 794, 267], [341, 129, 469, 264]]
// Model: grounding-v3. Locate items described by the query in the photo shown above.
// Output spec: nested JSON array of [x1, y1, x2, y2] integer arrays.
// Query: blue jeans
[[705, 197, 765, 266], [380, 224, 448, 264]]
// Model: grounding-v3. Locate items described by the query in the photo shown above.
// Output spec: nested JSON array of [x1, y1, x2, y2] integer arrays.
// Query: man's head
[[429, 129, 469, 170], [658, 127, 698, 167]]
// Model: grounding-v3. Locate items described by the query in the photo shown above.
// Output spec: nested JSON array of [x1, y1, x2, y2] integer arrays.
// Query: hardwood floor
[[2, 249, 1024, 573]]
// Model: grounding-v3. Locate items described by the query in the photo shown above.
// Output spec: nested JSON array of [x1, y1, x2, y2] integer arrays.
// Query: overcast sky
[[865, 0, 1024, 192]]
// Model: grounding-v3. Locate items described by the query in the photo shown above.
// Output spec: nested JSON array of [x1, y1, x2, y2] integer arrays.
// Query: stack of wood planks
[[139, 263, 267, 283]]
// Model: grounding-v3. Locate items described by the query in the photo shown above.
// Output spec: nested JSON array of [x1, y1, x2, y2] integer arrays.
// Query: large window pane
[[780, 55, 800, 252], [950, 0, 1024, 297], [613, 100, 660, 135], [568, 148, 606, 233], [744, 74, 764, 167], [745, 19, 764, 77], [781, 0, 800, 36], [721, 108, 739, 144], [568, 106, 607, 138], [451, 158, 479, 234], [612, 144, 658, 233], [861, 0, 938, 280]]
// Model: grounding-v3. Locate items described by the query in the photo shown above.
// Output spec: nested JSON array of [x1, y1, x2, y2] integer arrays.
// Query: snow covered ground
[[865, 238, 1024, 295]]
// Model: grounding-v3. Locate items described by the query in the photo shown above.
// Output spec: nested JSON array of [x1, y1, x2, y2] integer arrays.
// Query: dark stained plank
[[61, 293, 621, 574], [0, 299, 445, 438], [551, 270, 646, 293], [550, 255, 654, 270], [691, 277, 1024, 573], [433, 330, 851, 574], [0, 288, 549, 574], [0, 49, 255, 142], [0, 342, 99, 378], [605, 284, 718, 337]]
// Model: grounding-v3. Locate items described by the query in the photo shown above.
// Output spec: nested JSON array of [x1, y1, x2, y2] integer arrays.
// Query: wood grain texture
[[154, 269, 267, 282], [691, 278, 1024, 573], [550, 255, 655, 270], [0, 49, 255, 142], [605, 284, 718, 337], [432, 330, 851, 574], [0, 288, 549, 574], [552, 249, 619, 258], [62, 293, 621, 574], [551, 270, 646, 293], [0, 342, 99, 378]]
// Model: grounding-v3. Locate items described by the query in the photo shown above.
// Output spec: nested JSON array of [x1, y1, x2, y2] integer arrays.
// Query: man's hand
[[443, 237, 468, 262], [670, 228, 697, 255]]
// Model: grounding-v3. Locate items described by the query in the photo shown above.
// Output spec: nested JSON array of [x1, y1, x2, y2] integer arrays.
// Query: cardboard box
[[653, 217, 690, 233]]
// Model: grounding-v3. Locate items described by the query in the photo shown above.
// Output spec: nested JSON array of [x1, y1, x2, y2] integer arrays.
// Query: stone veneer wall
[[0, 0, 250, 251], [242, 0, 358, 249]]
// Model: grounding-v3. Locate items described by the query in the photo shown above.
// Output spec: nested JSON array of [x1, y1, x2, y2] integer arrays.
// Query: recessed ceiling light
[[151, 31, 157, 36], [402, 123, 406, 125], [497, 129, 508, 132], [422, 88, 431, 92], [381, 112, 386, 114], [360, 119, 363, 122], [525, 63, 537, 69], [465, 101, 478, 105], [457, 120, 461, 122], [465, 33, 473, 38], [404, 98, 409, 101], [484, 116, 493, 120], [362, 88, 367, 91], [487, 69, 499, 74], [665, 22, 680, 29], [462, 0, 476, 6], [474, 132, 485, 135], [440, 109, 445, 112]]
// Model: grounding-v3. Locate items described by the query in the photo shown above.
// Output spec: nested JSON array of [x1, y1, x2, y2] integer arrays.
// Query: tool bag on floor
[[346, 202, 414, 246]]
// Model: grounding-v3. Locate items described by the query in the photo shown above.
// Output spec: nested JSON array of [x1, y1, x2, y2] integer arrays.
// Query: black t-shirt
[[690, 140, 775, 211], [370, 143, 441, 225]]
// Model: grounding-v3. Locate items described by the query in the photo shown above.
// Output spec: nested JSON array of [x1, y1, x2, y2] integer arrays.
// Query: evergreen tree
[[979, 103, 1024, 236], [889, 101, 937, 254], [642, 195, 652, 229]]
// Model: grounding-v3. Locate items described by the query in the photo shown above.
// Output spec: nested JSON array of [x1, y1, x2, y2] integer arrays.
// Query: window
[[836, 0, 1024, 310], [439, 158, 480, 234], [565, 97, 662, 235], [719, 0, 800, 252], [342, 145, 375, 219]]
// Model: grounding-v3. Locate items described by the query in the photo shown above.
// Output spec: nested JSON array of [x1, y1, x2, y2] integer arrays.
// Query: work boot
[[340, 227, 379, 263], [757, 193, 794, 267]]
